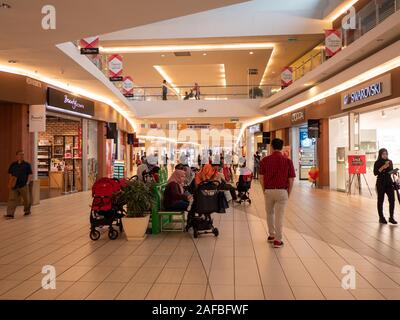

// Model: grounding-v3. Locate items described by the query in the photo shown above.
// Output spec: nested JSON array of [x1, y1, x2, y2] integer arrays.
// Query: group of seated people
[[163, 163, 239, 212]]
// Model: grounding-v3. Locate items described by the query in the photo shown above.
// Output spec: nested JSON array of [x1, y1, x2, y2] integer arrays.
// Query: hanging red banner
[[281, 67, 293, 87], [79, 36, 99, 54], [325, 29, 342, 57], [122, 76, 134, 97], [108, 54, 123, 81]]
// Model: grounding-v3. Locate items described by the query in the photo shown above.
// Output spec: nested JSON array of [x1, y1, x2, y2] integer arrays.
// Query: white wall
[[132, 98, 263, 119]]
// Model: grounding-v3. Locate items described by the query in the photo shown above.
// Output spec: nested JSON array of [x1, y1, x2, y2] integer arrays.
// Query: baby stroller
[[236, 171, 253, 204], [89, 178, 126, 241], [185, 181, 221, 238], [391, 168, 400, 204]]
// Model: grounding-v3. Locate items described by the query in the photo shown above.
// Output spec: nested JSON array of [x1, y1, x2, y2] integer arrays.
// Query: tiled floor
[[1, 180, 400, 300]]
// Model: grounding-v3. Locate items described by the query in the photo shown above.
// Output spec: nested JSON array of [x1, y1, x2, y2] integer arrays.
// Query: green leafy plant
[[249, 87, 264, 99], [117, 180, 155, 218]]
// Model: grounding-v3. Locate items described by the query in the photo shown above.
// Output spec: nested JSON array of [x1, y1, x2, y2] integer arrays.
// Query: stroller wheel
[[193, 229, 199, 238], [108, 229, 119, 240], [90, 230, 101, 241], [248, 199, 252, 204], [213, 228, 219, 237]]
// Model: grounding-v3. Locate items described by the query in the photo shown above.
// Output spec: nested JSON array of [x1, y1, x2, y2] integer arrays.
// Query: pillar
[[317, 118, 330, 187]]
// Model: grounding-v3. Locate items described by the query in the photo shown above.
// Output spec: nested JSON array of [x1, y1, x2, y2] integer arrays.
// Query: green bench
[[150, 176, 186, 234]]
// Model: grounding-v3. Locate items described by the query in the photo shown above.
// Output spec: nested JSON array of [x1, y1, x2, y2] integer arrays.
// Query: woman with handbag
[[374, 148, 397, 224]]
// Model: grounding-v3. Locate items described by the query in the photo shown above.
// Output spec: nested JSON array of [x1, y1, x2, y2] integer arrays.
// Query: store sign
[[325, 29, 342, 57], [79, 36, 99, 54], [308, 119, 320, 139], [281, 67, 293, 87], [108, 54, 123, 81], [122, 76, 134, 97], [29, 105, 46, 132], [341, 74, 392, 110], [291, 110, 305, 124], [348, 155, 367, 174], [47, 88, 95, 117]]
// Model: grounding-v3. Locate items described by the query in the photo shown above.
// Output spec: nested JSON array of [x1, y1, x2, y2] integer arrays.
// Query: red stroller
[[89, 178, 126, 241]]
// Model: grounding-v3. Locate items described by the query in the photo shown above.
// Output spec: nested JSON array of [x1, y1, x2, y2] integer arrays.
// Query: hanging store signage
[[47, 87, 95, 117], [281, 67, 293, 87], [348, 155, 367, 174], [79, 36, 99, 54], [291, 109, 305, 124], [108, 54, 123, 81], [307, 119, 320, 139], [341, 74, 392, 110], [325, 29, 342, 57], [29, 105, 46, 132], [122, 76, 134, 97]]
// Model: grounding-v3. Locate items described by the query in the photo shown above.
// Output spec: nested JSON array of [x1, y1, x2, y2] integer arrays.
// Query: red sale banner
[[122, 76, 134, 97], [79, 36, 99, 54], [281, 67, 293, 87], [348, 155, 367, 174], [108, 54, 123, 81], [325, 29, 342, 57]]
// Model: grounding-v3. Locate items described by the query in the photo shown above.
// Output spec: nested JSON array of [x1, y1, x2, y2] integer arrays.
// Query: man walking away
[[5, 150, 33, 219], [254, 151, 261, 179], [162, 79, 168, 100], [259, 139, 295, 248]]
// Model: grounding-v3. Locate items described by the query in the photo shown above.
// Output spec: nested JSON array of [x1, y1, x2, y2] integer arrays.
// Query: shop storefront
[[38, 87, 98, 199], [329, 70, 400, 195]]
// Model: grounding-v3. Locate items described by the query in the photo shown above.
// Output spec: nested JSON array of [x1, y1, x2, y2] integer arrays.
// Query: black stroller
[[185, 181, 222, 238], [236, 172, 253, 204], [391, 168, 400, 203]]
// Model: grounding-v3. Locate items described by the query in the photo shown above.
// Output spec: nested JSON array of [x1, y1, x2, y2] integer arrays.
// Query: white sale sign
[[29, 105, 46, 132]]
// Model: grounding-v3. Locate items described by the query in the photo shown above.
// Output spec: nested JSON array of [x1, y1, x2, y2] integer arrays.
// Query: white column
[[82, 119, 88, 191]]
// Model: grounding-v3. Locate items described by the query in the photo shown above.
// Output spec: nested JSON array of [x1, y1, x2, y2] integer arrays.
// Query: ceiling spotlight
[[249, 51, 254, 55], [161, 54, 165, 57], [203, 53, 207, 56], [1, 3, 11, 9], [8, 59, 17, 64]]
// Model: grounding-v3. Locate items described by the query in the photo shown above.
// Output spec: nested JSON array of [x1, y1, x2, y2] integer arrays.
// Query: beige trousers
[[7, 186, 31, 217], [264, 189, 288, 241]]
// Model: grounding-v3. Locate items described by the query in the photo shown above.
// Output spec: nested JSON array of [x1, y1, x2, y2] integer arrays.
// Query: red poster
[[325, 29, 342, 57], [79, 36, 99, 54], [281, 67, 293, 87], [348, 155, 367, 174], [106, 139, 113, 178], [108, 54, 123, 81]]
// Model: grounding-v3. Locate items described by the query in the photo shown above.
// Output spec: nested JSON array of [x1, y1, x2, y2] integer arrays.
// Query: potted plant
[[249, 87, 264, 99], [118, 179, 155, 240]]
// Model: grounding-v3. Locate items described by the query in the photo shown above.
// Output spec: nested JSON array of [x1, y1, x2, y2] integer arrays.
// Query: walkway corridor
[[1, 182, 400, 300]]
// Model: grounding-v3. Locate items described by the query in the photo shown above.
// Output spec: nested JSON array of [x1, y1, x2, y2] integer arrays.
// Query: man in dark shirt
[[162, 80, 168, 100], [259, 139, 296, 248], [5, 150, 33, 219]]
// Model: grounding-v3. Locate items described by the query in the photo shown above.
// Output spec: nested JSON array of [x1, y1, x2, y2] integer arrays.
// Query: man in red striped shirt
[[259, 138, 295, 248]]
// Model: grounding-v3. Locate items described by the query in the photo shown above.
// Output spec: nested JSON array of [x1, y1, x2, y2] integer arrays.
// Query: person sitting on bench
[[164, 169, 193, 211]]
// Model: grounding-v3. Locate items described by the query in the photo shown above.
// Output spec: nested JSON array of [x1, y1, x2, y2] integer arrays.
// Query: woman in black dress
[[374, 148, 397, 224]]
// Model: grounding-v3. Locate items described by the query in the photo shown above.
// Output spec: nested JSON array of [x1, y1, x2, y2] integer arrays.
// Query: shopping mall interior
[[1, 0, 400, 305]]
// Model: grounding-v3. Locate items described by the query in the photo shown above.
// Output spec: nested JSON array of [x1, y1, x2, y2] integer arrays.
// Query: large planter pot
[[122, 214, 150, 241]]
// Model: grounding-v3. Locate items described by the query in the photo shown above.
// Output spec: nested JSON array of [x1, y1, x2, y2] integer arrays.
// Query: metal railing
[[125, 84, 281, 101], [290, 0, 400, 83]]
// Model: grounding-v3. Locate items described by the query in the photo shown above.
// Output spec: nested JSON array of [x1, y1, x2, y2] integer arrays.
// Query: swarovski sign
[[343, 82, 382, 106], [341, 74, 392, 110]]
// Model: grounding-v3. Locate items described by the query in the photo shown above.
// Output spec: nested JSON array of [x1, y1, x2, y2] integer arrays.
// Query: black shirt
[[8, 161, 32, 189], [374, 159, 393, 187]]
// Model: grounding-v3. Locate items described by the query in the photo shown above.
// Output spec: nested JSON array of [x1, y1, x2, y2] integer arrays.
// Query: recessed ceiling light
[[249, 51, 254, 55], [1, 3, 11, 9], [161, 54, 165, 57], [203, 53, 207, 56], [8, 59, 17, 64]]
